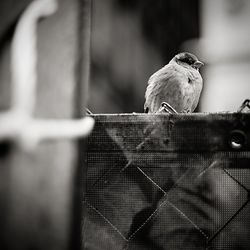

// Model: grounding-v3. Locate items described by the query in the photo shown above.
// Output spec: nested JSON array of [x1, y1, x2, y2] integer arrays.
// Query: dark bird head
[[172, 52, 204, 70]]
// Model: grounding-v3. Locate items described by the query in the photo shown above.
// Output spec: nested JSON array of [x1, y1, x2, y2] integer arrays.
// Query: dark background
[[89, 0, 200, 113]]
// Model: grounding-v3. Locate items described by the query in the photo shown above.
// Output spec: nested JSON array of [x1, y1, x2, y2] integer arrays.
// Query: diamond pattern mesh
[[82, 114, 250, 250]]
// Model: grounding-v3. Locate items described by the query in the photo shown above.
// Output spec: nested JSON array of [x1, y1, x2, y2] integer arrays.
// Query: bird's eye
[[179, 57, 194, 65]]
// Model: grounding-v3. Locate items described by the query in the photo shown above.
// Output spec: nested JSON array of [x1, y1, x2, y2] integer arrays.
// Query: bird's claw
[[157, 102, 178, 114], [237, 99, 250, 113]]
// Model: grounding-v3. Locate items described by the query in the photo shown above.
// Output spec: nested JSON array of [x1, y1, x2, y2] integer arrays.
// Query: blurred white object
[[0, 0, 94, 151], [200, 0, 250, 112]]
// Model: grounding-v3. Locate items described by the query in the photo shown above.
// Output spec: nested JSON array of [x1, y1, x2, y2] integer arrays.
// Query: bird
[[144, 52, 204, 114]]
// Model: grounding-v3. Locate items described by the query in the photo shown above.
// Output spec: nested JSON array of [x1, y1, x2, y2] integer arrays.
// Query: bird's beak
[[193, 60, 204, 70]]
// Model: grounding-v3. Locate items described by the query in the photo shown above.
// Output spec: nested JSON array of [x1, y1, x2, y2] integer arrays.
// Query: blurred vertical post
[[72, 0, 92, 249], [200, 0, 250, 112], [76, 0, 92, 112]]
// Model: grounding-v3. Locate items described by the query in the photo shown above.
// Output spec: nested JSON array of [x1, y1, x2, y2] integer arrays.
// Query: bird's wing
[[144, 64, 185, 113], [144, 65, 169, 112]]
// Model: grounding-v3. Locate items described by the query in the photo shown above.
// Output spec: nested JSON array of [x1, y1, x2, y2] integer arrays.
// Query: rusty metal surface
[[83, 113, 250, 250]]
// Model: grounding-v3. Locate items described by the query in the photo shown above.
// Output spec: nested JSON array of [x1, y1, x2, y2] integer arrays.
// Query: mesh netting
[[82, 114, 250, 250]]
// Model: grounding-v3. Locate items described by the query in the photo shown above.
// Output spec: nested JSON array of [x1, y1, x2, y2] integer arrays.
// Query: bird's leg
[[237, 99, 250, 112], [158, 102, 178, 114], [86, 108, 93, 115]]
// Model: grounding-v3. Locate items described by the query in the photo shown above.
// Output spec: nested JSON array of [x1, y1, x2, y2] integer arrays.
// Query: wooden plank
[[87, 113, 250, 153]]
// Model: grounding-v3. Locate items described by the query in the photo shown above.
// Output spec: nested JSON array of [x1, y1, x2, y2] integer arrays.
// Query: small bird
[[144, 52, 204, 114]]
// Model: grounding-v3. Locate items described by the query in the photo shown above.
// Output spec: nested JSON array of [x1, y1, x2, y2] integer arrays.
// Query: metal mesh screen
[[82, 114, 250, 250]]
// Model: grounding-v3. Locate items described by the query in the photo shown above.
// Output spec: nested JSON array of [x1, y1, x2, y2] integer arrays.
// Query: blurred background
[[89, 0, 200, 113], [1, 0, 249, 115], [89, 0, 250, 113]]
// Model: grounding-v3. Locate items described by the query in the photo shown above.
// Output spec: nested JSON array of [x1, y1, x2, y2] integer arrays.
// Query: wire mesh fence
[[83, 113, 250, 250]]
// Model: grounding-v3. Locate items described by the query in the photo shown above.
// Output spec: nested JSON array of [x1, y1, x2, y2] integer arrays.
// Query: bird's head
[[171, 52, 204, 70]]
